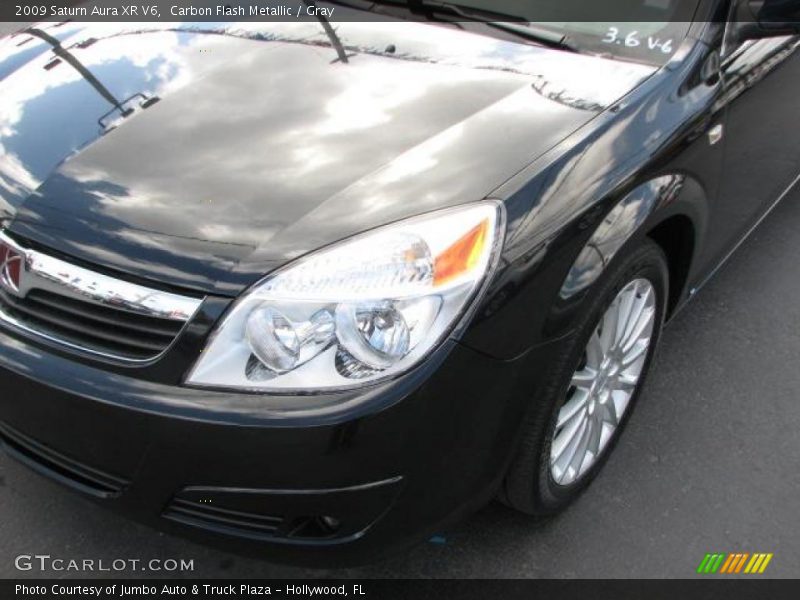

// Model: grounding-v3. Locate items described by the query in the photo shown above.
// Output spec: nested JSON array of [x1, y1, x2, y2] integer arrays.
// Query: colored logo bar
[[697, 553, 773, 574]]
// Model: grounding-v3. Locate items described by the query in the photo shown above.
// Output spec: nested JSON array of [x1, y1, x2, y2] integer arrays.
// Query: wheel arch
[[558, 173, 706, 320], [646, 214, 697, 320]]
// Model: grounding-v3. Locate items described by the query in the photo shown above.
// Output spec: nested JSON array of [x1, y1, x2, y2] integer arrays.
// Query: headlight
[[187, 202, 504, 392]]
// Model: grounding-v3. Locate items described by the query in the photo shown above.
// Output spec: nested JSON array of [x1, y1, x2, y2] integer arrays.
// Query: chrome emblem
[[0, 240, 23, 296]]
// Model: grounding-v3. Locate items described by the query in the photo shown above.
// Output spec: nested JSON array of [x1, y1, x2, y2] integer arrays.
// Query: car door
[[698, 30, 800, 277]]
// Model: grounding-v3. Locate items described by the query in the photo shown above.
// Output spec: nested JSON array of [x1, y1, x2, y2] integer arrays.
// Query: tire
[[500, 237, 669, 515]]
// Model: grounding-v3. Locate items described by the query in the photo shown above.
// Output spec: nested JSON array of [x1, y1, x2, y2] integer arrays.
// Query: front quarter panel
[[558, 175, 688, 300], [461, 38, 723, 360]]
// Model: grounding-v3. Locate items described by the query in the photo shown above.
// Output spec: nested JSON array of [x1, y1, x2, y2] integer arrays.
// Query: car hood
[[0, 21, 654, 295]]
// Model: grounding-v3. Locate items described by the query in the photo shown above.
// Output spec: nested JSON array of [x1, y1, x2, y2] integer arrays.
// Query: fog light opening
[[287, 515, 343, 539]]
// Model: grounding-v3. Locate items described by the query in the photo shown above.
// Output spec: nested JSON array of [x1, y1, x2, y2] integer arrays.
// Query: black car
[[0, 0, 798, 565]]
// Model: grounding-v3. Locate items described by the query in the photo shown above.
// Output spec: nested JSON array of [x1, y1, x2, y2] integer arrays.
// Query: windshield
[[451, 0, 702, 65]]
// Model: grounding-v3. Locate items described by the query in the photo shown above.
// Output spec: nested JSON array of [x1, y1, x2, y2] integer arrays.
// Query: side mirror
[[735, 0, 800, 40]]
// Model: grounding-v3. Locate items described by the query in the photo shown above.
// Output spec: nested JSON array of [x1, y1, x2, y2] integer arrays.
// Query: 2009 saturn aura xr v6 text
[[0, 0, 798, 564]]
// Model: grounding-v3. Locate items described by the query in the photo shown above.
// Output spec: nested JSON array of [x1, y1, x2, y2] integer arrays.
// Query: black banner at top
[[1, 0, 729, 23]]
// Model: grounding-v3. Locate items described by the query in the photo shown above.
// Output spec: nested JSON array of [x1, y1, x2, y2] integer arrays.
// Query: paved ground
[[1, 19, 799, 580]]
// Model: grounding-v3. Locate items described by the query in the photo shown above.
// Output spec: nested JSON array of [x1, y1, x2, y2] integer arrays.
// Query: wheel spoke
[[615, 287, 637, 346], [599, 299, 620, 351], [551, 407, 586, 462], [557, 388, 589, 429], [621, 306, 655, 354], [603, 397, 619, 427], [619, 283, 650, 348], [570, 368, 597, 389], [621, 338, 649, 367], [552, 418, 588, 483], [567, 418, 593, 477], [586, 332, 604, 368], [616, 374, 638, 393], [612, 389, 631, 417], [587, 414, 602, 458]]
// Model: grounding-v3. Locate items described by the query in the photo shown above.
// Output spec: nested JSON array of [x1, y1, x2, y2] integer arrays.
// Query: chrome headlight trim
[[186, 201, 506, 394]]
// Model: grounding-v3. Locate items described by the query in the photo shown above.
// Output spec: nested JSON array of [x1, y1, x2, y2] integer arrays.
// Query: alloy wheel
[[550, 278, 657, 486]]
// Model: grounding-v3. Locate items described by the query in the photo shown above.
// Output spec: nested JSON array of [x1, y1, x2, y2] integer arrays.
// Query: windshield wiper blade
[[333, 0, 577, 52], [480, 21, 578, 52]]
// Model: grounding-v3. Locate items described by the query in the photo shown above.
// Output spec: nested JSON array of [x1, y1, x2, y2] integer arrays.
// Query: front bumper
[[0, 327, 556, 566]]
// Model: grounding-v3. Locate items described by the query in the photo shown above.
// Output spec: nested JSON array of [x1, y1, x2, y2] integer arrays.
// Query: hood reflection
[[0, 20, 653, 294], [25, 27, 161, 131]]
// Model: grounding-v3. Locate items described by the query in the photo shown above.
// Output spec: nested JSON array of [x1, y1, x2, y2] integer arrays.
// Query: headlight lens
[[187, 202, 503, 392]]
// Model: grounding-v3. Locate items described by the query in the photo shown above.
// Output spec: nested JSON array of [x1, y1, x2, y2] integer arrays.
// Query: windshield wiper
[[325, 0, 577, 52], [480, 21, 578, 53]]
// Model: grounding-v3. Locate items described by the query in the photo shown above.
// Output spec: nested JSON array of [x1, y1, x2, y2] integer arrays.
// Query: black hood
[[0, 21, 653, 295]]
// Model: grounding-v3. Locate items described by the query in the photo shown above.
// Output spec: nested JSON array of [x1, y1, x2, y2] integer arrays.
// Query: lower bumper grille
[[164, 498, 286, 537], [163, 479, 403, 543], [0, 421, 129, 498]]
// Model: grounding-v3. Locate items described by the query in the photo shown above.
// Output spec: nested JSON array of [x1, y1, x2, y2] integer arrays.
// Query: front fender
[[551, 173, 708, 335], [560, 175, 685, 299]]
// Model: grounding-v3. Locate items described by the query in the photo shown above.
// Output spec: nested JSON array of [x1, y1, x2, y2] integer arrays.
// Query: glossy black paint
[[1, 2, 799, 565], [0, 20, 652, 295], [0, 323, 561, 564]]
